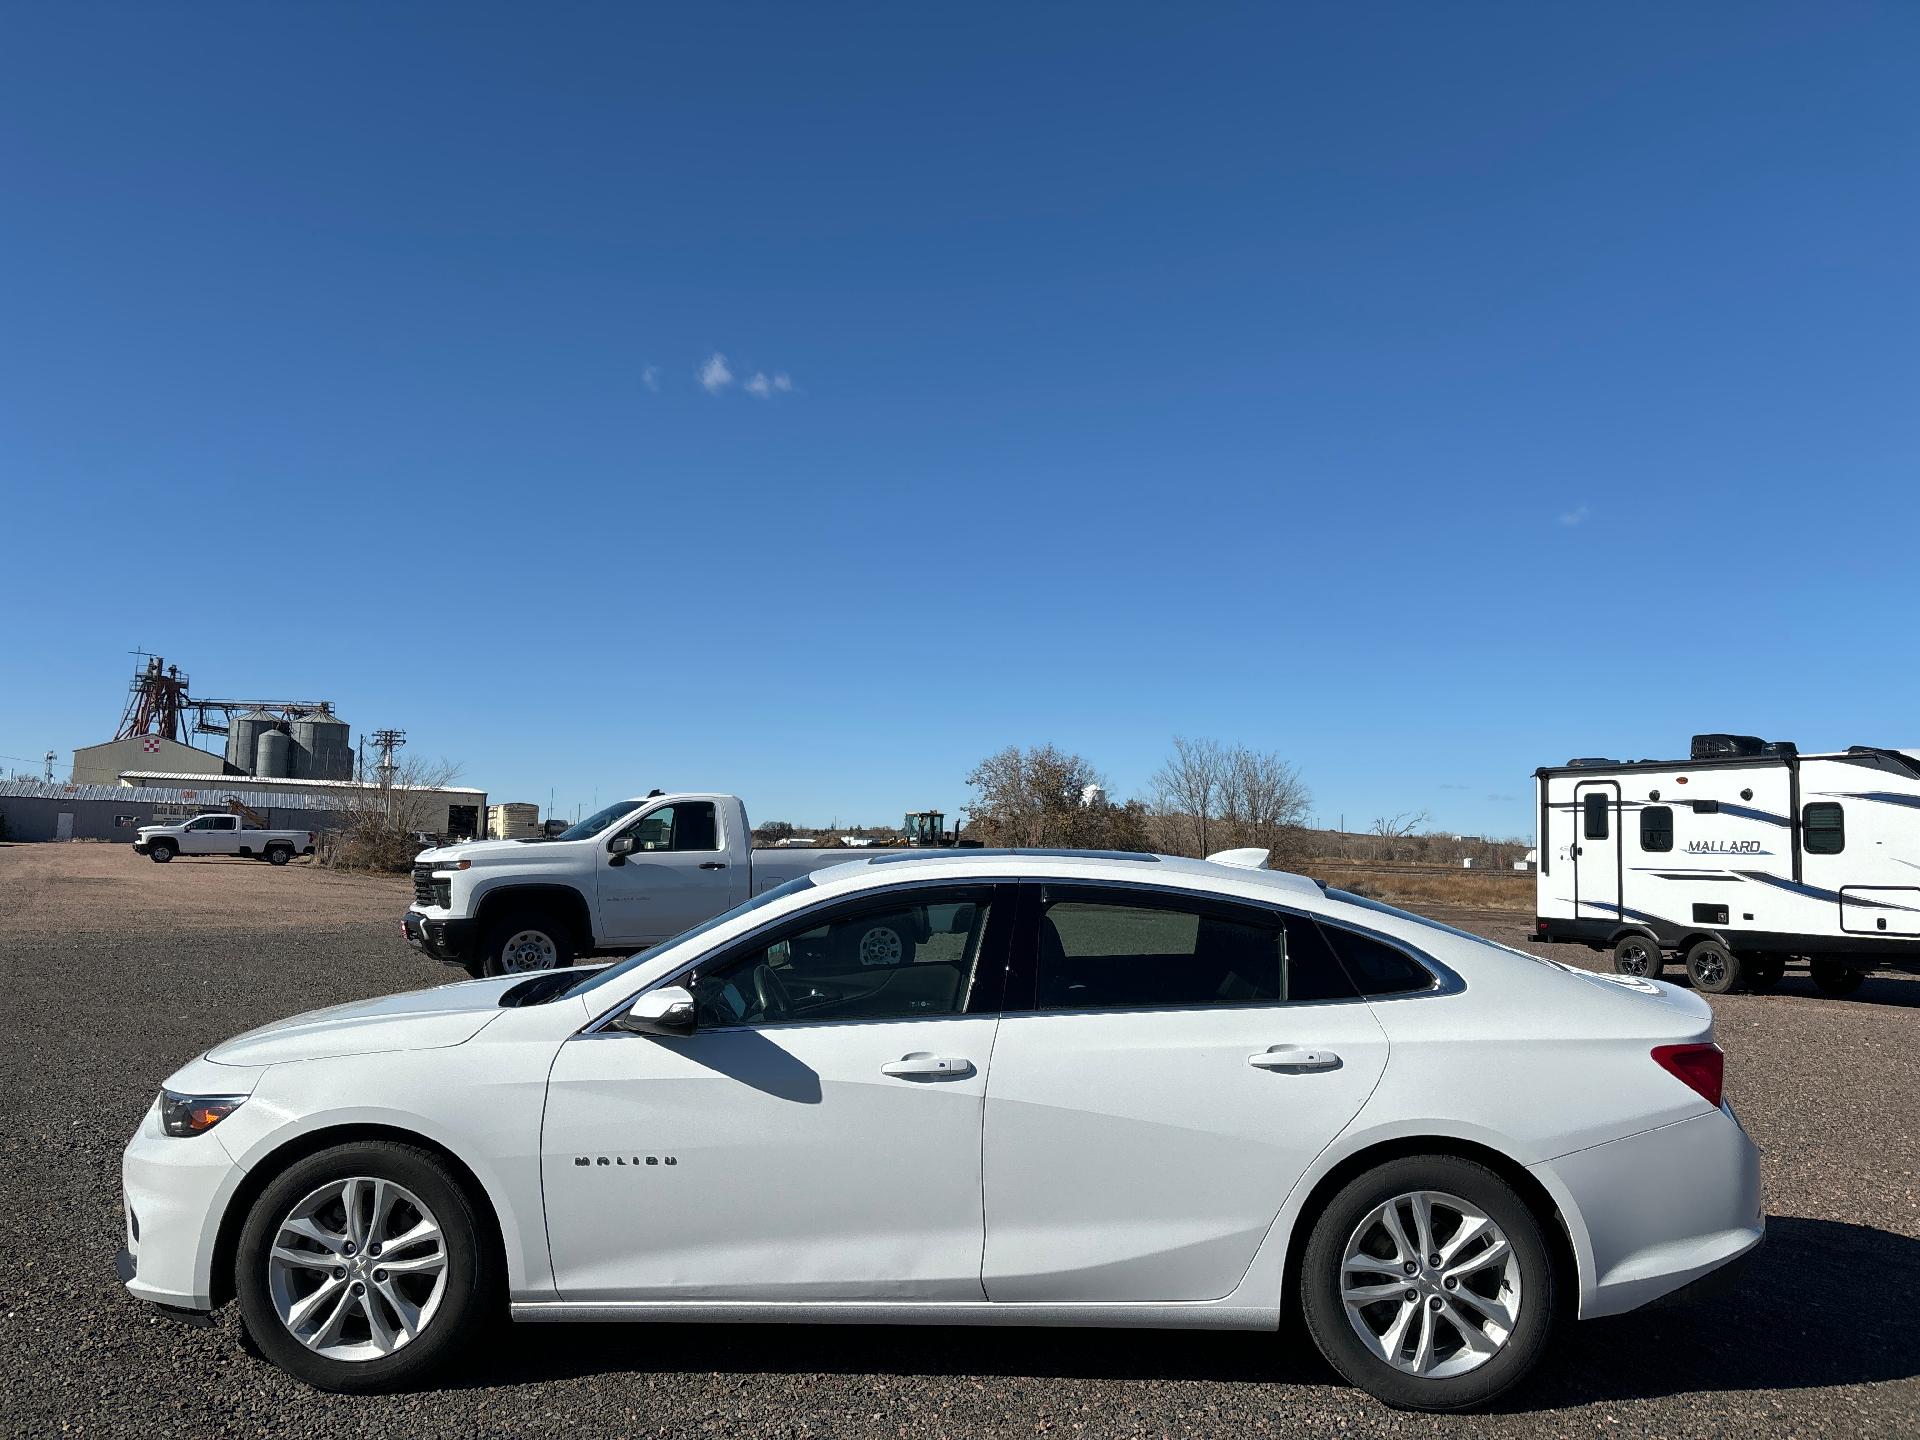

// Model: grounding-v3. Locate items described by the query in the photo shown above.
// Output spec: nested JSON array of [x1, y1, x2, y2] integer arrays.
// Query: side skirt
[[511, 1300, 1279, 1331]]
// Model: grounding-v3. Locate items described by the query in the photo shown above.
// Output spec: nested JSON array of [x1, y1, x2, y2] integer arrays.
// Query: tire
[[480, 911, 575, 977], [235, 1140, 496, 1392], [1299, 1154, 1557, 1412], [1610, 934, 1664, 979], [1810, 959, 1865, 997], [838, 918, 915, 968], [149, 841, 175, 863], [267, 845, 293, 866], [1685, 939, 1740, 995], [1745, 954, 1785, 992]]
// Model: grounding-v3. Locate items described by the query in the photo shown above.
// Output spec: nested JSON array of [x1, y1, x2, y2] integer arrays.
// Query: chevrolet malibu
[[119, 848, 1762, 1411]]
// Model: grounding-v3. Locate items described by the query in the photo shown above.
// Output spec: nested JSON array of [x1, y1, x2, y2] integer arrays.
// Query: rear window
[[1319, 923, 1434, 997]]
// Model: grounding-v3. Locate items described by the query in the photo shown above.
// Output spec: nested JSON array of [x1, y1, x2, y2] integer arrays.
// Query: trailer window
[[1582, 793, 1610, 840], [1803, 802, 1845, 855], [1639, 805, 1673, 852]]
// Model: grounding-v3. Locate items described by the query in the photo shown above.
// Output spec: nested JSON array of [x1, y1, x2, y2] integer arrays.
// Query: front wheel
[[1685, 939, 1741, 995], [481, 912, 575, 976], [235, 1140, 495, 1392], [1300, 1155, 1557, 1411], [1610, 934, 1664, 979], [148, 841, 175, 863]]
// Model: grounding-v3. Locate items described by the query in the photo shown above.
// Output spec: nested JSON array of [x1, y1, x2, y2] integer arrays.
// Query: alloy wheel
[[857, 925, 903, 966], [1339, 1189, 1522, 1380], [266, 1177, 449, 1361]]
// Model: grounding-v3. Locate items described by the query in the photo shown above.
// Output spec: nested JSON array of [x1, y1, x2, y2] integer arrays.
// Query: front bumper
[[120, 1097, 249, 1313], [404, 908, 478, 967], [1539, 1105, 1765, 1319]]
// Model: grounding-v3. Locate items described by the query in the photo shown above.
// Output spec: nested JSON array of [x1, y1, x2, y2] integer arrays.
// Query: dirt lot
[[2, 844, 1916, 1438]]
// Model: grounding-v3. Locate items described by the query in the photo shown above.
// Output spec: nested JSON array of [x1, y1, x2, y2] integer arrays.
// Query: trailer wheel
[[1809, 959, 1865, 997], [1610, 934, 1664, 979], [1745, 954, 1785, 992], [1684, 939, 1741, 995], [149, 840, 176, 863]]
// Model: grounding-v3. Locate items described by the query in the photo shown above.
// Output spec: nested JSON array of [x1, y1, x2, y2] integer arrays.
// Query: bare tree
[[1152, 737, 1312, 865], [1151, 736, 1228, 858], [1367, 809, 1430, 863], [964, 744, 1150, 851], [318, 755, 465, 871]]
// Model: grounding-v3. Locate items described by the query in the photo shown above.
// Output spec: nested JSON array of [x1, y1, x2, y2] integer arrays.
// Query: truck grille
[[412, 865, 451, 908]]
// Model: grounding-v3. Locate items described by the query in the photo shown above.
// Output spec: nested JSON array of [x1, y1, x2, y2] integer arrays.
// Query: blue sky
[[3, 3, 1916, 837]]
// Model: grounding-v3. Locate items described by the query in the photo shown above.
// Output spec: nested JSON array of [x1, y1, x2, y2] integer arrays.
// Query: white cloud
[[641, 365, 659, 393], [1558, 503, 1591, 527], [745, 370, 795, 399], [698, 353, 734, 394]]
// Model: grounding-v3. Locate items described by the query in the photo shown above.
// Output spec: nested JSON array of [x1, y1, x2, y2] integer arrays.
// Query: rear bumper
[[1537, 1106, 1765, 1319], [404, 908, 478, 967]]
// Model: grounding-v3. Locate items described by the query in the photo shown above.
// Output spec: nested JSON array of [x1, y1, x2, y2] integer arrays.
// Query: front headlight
[[159, 1090, 247, 1137]]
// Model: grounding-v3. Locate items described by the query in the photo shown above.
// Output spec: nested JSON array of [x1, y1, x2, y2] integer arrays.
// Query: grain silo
[[226, 710, 278, 774], [254, 727, 294, 778], [292, 713, 353, 781]]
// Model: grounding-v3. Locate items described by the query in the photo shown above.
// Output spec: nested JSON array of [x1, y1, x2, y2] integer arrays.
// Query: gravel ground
[[2, 844, 1916, 1438]]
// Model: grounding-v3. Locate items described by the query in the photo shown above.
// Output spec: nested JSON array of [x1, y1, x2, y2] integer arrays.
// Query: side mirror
[[608, 833, 636, 866], [613, 984, 696, 1037]]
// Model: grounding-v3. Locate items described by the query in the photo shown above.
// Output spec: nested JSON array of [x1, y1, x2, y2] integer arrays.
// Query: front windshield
[[556, 874, 818, 1001], [554, 800, 643, 843]]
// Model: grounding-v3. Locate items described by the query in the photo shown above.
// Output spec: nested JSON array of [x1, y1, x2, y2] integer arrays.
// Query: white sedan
[[119, 848, 1762, 1411]]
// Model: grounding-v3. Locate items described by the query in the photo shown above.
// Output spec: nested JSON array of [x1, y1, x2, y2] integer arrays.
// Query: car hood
[[416, 838, 584, 867], [204, 976, 524, 1066]]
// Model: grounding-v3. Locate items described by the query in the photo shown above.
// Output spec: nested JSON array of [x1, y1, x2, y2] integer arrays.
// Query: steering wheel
[[752, 961, 792, 1021]]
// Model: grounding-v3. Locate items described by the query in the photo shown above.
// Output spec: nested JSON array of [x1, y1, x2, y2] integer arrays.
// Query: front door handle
[[880, 1053, 975, 1080], [699, 861, 728, 870], [1249, 1046, 1342, 1073]]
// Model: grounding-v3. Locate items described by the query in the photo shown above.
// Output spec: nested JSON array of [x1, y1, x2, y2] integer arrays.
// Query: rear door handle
[[1249, 1047, 1342, 1073], [880, 1053, 975, 1080], [699, 862, 729, 870]]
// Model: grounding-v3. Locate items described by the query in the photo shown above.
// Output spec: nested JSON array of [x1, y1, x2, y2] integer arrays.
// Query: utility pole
[[370, 729, 406, 785], [43, 751, 56, 783]]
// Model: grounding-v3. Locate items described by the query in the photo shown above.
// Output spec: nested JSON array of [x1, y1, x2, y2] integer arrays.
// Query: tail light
[[1651, 1042, 1724, 1107]]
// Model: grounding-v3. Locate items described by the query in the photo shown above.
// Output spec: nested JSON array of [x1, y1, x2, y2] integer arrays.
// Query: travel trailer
[[1533, 734, 1920, 994]]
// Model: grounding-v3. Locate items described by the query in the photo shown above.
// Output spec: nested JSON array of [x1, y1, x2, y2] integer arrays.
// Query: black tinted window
[[1321, 924, 1434, 997], [693, 889, 994, 1027], [1034, 891, 1353, 1010], [625, 802, 719, 853], [1639, 805, 1673, 852], [1582, 792, 1609, 840], [1803, 802, 1845, 855]]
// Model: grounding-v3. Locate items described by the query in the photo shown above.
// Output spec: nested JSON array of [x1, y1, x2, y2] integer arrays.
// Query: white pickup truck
[[133, 813, 317, 865], [403, 793, 905, 977]]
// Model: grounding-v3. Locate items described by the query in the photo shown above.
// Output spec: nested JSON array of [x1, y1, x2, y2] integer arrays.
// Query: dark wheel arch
[[1280, 1136, 1579, 1333], [210, 1124, 507, 1311], [470, 885, 594, 955]]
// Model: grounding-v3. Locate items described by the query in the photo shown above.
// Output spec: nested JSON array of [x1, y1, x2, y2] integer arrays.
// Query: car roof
[[807, 848, 1329, 903]]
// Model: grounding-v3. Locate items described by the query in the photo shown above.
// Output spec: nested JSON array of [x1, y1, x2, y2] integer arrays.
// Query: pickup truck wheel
[[149, 840, 176, 863], [267, 845, 293, 866], [482, 915, 574, 977]]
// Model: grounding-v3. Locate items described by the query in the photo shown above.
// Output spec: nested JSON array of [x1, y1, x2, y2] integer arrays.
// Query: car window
[[692, 888, 995, 1028], [1318, 922, 1435, 997], [625, 802, 719, 853], [1033, 889, 1353, 1011]]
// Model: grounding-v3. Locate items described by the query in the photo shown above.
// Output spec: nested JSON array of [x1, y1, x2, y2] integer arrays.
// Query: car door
[[541, 882, 1013, 1302], [180, 817, 223, 854], [595, 800, 748, 945], [980, 882, 1391, 1303]]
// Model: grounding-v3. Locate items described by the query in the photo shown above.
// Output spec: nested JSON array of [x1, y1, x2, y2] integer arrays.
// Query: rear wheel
[[148, 840, 175, 863], [267, 845, 293, 866], [1810, 959, 1865, 997], [481, 912, 574, 977], [1300, 1154, 1556, 1411], [1610, 934, 1664, 979], [1685, 939, 1740, 995], [236, 1140, 494, 1392]]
